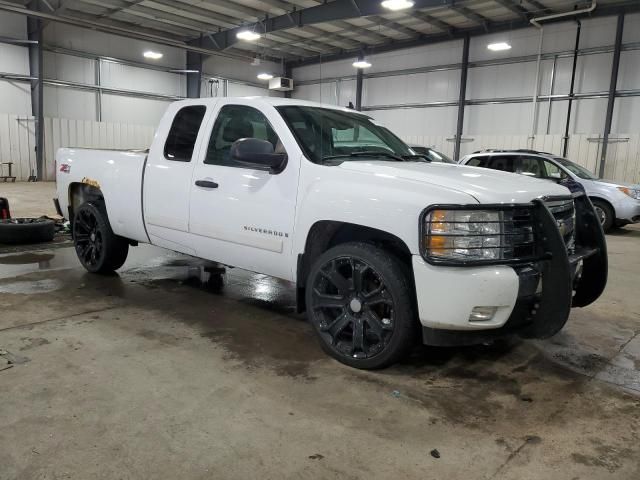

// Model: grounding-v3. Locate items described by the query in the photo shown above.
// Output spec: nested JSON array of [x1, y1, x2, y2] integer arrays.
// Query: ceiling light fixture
[[143, 50, 163, 59], [257, 73, 274, 80], [487, 42, 512, 51], [353, 59, 372, 69], [381, 0, 415, 11], [237, 29, 261, 41]]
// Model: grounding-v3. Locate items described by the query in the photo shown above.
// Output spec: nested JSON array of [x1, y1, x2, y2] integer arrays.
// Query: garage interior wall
[[0, 12, 278, 180], [292, 13, 640, 184]]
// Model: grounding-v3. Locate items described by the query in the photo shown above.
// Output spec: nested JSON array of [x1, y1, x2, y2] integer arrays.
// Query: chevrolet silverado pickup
[[55, 97, 607, 369]]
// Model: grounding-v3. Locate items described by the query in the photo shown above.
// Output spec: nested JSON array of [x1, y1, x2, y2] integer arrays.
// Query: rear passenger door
[[144, 102, 212, 253]]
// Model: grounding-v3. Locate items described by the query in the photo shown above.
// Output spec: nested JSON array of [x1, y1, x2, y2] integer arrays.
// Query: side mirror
[[230, 138, 287, 174]]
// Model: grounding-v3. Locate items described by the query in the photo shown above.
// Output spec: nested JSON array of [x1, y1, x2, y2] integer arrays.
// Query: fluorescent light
[[257, 73, 274, 80], [237, 30, 261, 41], [487, 42, 512, 51], [143, 50, 163, 60], [353, 59, 372, 69], [381, 0, 414, 11]]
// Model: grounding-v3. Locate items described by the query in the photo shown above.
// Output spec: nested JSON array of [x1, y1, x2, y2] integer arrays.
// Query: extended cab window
[[205, 105, 282, 167], [164, 105, 206, 162]]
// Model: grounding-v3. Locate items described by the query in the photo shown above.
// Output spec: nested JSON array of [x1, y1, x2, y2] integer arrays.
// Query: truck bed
[[55, 147, 150, 244]]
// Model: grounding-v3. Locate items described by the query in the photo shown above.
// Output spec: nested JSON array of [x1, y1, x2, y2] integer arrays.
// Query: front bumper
[[414, 194, 607, 346], [614, 196, 640, 223]]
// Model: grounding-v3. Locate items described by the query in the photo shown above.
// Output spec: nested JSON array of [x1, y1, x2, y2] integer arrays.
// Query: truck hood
[[337, 161, 570, 204]]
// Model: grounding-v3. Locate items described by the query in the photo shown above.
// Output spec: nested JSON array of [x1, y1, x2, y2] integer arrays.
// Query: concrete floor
[[1, 183, 639, 479]]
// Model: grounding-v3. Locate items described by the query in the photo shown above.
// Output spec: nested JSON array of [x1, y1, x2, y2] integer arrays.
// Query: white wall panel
[[43, 85, 97, 121], [0, 114, 35, 181], [575, 53, 613, 93], [292, 82, 340, 105], [0, 81, 31, 116], [202, 55, 282, 85], [43, 23, 184, 69], [226, 82, 278, 98], [100, 62, 185, 97], [43, 51, 94, 84], [368, 107, 457, 137], [100, 95, 170, 126], [464, 103, 534, 135], [612, 96, 640, 133], [0, 12, 27, 38], [617, 50, 640, 90]]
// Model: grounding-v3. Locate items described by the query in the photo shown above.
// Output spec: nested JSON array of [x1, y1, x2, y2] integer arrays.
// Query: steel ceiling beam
[[288, 1, 640, 67], [492, 0, 531, 19], [190, 0, 454, 51], [0, 0, 272, 61]]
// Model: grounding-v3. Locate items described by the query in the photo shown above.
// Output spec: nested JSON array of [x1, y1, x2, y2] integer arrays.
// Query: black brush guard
[[422, 193, 607, 346]]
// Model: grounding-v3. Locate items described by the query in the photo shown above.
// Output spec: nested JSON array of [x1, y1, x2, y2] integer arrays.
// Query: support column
[[562, 21, 581, 158], [284, 64, 293, 99], [453, 34, 470, 162], [599, 13, 625, 178], [355, 69, 363, 111], [27, 15, 44, 181], [186, 50, 203, 98]]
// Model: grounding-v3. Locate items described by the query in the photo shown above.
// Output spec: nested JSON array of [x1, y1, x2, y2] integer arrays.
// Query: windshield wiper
[[401, 154, 431, 162], [322, 151, 405, 162]]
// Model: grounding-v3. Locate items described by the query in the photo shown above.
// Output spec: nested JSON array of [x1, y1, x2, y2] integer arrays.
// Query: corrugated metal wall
[[0, 113, 155, 181]]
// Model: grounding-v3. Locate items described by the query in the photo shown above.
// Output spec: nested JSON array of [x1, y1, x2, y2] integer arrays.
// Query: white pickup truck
[[55, 97, 607, 369]]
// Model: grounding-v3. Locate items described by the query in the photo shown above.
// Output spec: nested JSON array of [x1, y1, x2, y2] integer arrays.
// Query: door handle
[[195, 180, 219, 189]]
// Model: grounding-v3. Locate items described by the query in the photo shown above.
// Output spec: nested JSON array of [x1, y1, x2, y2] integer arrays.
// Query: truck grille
[[544, 198, 576, 253]]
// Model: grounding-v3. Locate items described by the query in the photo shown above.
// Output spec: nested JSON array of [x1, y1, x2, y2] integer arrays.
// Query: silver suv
[[460, 149, 640, 232]]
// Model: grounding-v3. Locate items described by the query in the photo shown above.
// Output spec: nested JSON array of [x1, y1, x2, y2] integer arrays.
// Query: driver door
[[188, 101, 298, 280]]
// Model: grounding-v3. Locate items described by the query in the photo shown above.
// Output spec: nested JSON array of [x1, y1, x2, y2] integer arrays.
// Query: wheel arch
[[68, 183, 105, 224], [296, 220, 413, 312], [588, 196, 616, 217]]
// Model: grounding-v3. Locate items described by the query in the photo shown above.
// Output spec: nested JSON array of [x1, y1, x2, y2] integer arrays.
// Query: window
[[516, 156, 543, 178], [487, 156, 515, 172], [205, 105, 282, 167], [466, 156, 488, 167], [542, 160, 565, 179], [276, 105, 413, 164], [164, 105, 206, 162]]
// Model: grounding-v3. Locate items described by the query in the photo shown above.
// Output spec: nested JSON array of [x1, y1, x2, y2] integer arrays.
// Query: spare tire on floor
[[0, 218, 56, 245]]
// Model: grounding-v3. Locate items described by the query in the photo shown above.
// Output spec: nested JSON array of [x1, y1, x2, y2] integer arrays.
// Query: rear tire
[[73, 202, 129, 273], [305, 242, 416, 369], [0, 218, 55, 245], [591, 199, 614, 233]]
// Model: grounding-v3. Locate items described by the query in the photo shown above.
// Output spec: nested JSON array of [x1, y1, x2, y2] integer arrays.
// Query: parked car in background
[[460, 149, 640, 232], [408, 145, 455, 164]]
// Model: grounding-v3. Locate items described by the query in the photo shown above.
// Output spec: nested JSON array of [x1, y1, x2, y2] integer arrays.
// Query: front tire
[[305, 242, 416, 369], [73, 202, 129, 273], [591, 199, 614, 233]]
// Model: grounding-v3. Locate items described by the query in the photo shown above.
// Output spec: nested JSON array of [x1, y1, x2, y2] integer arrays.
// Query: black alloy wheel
[[73, 202, 129, 273], [306, 242, 416, 369]]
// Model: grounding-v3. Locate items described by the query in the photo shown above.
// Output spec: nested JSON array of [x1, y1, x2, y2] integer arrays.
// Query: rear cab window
[[164, 105, 207, 162]]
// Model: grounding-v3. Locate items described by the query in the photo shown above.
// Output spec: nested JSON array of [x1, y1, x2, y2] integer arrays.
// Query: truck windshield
[[553, 157, 599, 180], [276, 105, 418, 164]]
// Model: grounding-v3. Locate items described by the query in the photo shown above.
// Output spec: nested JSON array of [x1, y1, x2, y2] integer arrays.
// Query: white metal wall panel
[[100, 61, 185, 97], [43, 85, 97, 121], [0, 114, 35, 181], [368, 106, 458, 137], [100, 94, 170, 125], [43, 51, 95, 84], [43, 23, 185, 69]]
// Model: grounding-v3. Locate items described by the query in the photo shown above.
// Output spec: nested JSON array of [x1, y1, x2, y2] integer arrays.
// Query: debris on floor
[[0, 348, 30, 371]]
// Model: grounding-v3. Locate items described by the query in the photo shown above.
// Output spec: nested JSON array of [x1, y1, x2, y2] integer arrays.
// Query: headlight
[[618, 186, 640, 200], [422, 208, 535, 264]]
